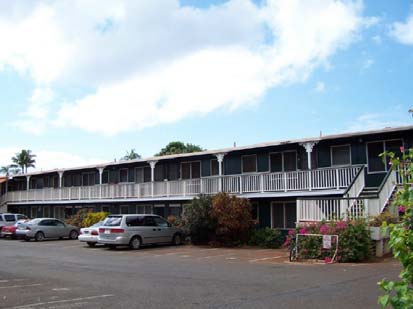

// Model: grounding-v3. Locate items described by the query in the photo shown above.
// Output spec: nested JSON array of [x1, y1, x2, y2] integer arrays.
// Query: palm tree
[[0, 164, 20, 176], [122, 149, 141, 161], [11, 150, 36, 174]]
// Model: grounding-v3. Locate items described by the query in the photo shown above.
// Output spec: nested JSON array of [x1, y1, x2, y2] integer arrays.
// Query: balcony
[[3, 166, 361, 204]]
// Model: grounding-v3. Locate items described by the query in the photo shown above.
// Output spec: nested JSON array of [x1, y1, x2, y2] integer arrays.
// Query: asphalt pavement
[[0, 239, 401, 309]]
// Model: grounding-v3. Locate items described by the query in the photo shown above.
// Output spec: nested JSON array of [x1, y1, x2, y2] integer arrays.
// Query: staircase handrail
[[377, 169, 398, 214], [343, 165, 365, 197]]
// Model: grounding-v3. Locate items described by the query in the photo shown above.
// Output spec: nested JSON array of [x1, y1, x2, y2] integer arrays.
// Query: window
[[31, 207, 37, 218], [4, 215, 15, 222], [283, 152, 297, 171], [367, 140, 403, 173], [154, 217, 170, 227], [168, 164, 178, 180], [82, 172, 96, 186], [251, 202, 259, 221], [54, 220, 65, 227], [43, 207, 50, 218], [136, 167, 152, 183], [119, 169, 128, 183], [126, 216, 145, 227], [331, 145, 351, 166], [102, 171, 109, 184], [242, 155, 257, 173], [367, 142, 384, 172], [120, 205, 129, 214], [270, 151, 297, 172], [104, 216, 122, 226], [143, 216, 156, 227], [211, 159, 219, 176], [137, 205, 152, 214], [154, 164, 164, 181], [169, 204, 182, 217], [181, 161, 201, 179], [271, 202, 296, 229]]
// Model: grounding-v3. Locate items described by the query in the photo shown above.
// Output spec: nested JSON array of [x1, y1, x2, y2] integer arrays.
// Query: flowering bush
[[210, 192, 253, 245], [284, 220, 370, 262], [378, 147, 413, 308]]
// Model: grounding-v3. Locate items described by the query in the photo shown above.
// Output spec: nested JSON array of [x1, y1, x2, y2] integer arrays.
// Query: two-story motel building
[[0, 125, 411, 229]]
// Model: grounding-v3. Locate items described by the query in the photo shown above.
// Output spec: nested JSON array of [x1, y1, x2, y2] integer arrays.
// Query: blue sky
[[0, 0, 412, 171]]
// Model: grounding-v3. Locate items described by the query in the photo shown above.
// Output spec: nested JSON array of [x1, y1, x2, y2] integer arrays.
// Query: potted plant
[[368, 212, 399, 240]]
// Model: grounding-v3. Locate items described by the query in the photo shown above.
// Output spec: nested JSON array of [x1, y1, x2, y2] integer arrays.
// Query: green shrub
[[181, 195, 216, 244], [82, 212, 109, 228], [64, 209, 90, 227], [248, 228, 284, 249], [65, 209, 108, 228]]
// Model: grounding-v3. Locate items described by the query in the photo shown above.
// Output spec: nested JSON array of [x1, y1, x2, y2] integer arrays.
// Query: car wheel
[[34, 232, 45, 242], [172, 233, 182, 246], [69, 230, 79, 240], [87, 242, 96, 248], [129, 236, 142, 250]]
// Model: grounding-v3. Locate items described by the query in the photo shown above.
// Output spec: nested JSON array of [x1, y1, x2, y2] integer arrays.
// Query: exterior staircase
[[297, 167, 400, 222]]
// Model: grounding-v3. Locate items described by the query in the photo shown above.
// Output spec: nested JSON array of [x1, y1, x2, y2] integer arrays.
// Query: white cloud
[[314, 81, 325, 93], [0, 147, 105, 172], [12, 87, 55, 134], [0, 0, 371, 135], [345, 113, 411, 132], [390, 15, 413, 45]]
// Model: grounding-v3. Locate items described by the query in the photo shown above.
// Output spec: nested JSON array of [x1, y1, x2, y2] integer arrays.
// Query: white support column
[[26, 175, 31, 191], [58, 171, 64, 200], [214, 153, 226, 192], [300, 141, 317, 191], [149, 161, 158, 198], [98, 167, 104, 199]]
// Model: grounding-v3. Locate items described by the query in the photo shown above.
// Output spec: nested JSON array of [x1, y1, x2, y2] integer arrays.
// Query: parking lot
[[0, 239, 401, 308]]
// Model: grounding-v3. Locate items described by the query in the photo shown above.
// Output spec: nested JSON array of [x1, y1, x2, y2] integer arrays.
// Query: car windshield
[[103, 216, 122, 227], [90, 221, 104, 228]]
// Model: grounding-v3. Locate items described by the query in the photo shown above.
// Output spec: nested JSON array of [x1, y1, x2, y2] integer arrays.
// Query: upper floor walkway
[[1, 166, 360, 204]]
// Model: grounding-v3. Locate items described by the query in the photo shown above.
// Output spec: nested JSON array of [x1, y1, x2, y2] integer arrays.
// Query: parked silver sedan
[[16, 218, 79, 241], [79, 221, 105, 247]]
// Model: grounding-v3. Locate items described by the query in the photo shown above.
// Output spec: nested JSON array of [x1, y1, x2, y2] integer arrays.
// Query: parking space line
[[249, 256, 283, 263], [0, 279, 27, 283], [9, 294, 115, 308], [199, 252, 237, 259], [0, 283, 43, 289]]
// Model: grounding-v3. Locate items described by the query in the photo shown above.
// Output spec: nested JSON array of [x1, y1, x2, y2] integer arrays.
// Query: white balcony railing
[[3, 166, 361, 204]]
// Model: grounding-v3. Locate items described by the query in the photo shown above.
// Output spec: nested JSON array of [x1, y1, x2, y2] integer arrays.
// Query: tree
[[378, 148, 413, 308], [11, 150, 36, 174], [0, 164, 20, 176], [121, 149, 141, 161], [155, 141, 204, 156]]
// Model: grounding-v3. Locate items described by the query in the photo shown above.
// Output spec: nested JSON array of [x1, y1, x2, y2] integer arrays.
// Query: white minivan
[[98, 214, 183, 249]]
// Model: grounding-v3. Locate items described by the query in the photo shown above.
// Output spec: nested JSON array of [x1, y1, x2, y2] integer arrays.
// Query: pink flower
[[299, 228, 307, 235], [319, 225, 329, 234], [399, 206, 406, 213], [336, 221, 346, 230], [400, 146, 405, 153], [288, 229, 295, 236], [324, 257, 333, 264]]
